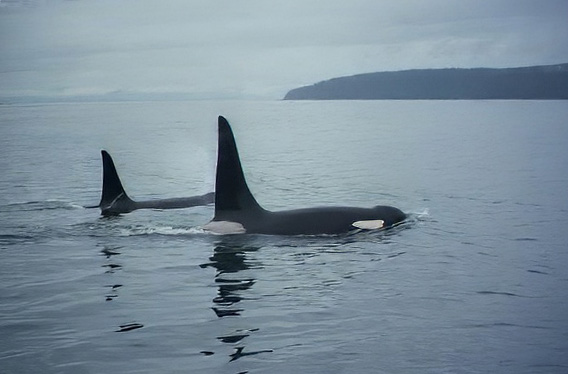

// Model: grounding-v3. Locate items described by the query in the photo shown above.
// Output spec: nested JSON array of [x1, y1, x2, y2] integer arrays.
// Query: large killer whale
[[203, 116, 406, 235], [92, 150, 214, 216]]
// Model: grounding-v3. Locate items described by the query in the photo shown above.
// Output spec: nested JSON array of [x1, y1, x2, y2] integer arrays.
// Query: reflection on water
[[100, 246, 122, 300], [100, 246, 122, 259], [116, 323, 144, 333], [229, 346, 274, 362], [98, 244, 145, 334], [200, 241, 259, 317], [200, 240, 273, 362], [105, 284, 122, 301], [100, 245, 122, 287]]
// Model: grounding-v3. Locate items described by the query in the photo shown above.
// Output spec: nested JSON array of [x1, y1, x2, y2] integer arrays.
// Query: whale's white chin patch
[[352, 220, 384, 230], [202, 221, 246, 235]]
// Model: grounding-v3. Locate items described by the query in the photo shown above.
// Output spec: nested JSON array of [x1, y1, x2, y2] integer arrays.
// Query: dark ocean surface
[[1, 100, 567, 373]]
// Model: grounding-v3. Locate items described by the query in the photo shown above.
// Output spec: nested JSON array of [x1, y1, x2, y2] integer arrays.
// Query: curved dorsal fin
[[214, 116, 264, 219], [98, 150, 134, 212]]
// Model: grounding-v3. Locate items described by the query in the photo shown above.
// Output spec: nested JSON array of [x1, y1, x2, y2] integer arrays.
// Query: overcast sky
[[1, 0, 567, 100]]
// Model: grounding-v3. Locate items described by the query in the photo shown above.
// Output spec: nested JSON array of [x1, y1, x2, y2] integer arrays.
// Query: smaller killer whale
[[203, 116, 406, 235], [91, 150, 214, 216]]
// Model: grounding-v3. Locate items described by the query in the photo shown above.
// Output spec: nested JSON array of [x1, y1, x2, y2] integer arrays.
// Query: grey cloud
[[1, 0, 567, 100]]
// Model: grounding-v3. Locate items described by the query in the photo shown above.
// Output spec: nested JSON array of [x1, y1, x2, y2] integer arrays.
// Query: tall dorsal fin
[[98, 150, 134, 210], [214, 116, 264, 218]]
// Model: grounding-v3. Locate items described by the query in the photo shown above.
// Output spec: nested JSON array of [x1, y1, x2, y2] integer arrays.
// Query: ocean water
[[1, 100, 567, 374]]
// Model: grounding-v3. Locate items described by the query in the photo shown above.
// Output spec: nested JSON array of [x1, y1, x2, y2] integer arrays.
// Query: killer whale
[[204, 116, 406, 235], [93, 150, 214, 216]]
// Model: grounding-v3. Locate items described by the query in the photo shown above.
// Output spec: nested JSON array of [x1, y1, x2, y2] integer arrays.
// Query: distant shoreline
[[283, 63, 568, 100]]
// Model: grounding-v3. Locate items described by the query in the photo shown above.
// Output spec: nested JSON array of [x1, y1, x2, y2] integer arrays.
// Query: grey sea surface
[[1, 100, 567, 373]]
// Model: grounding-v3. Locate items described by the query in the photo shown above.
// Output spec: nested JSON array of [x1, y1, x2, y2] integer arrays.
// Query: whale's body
[[94, 150, 214, 216], [205, 116, 405, 235]]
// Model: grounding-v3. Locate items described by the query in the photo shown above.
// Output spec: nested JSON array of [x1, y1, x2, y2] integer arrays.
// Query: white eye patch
[[352, 220, 384, 230]]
